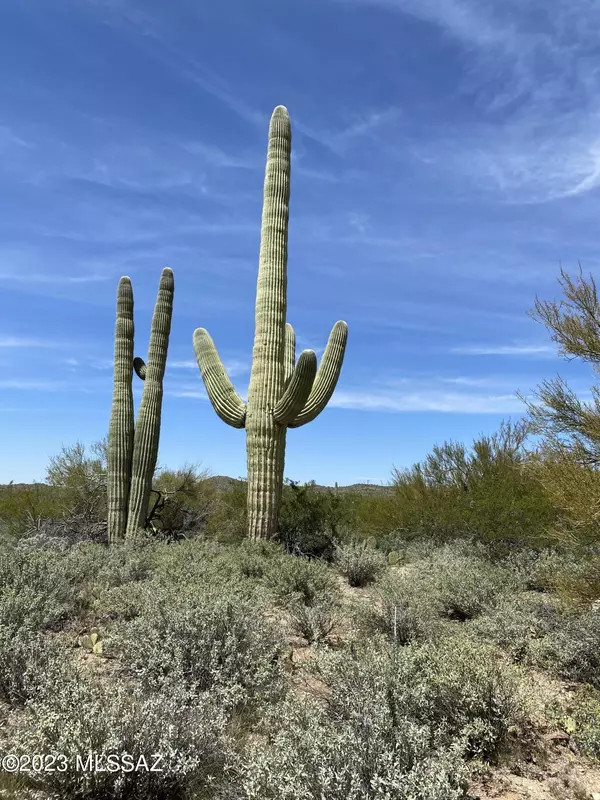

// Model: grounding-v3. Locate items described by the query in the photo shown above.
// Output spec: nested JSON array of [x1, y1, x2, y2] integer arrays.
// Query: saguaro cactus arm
[[273, 349, 317, 424], [288, 320, 348, 428], [107, 276, 135, 542], [126, 267, 174, 538], [133, 357, 146, 380], [194, 327, 247, 428]]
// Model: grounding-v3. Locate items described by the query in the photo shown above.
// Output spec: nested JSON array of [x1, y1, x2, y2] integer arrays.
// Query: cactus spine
[[194, 106, 347, 539], [107, 267, 174, 542]]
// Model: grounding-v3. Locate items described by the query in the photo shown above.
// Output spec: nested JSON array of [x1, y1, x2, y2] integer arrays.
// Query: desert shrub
[[386, 421, 556, 548], [237, 636, 526, 798], [108, 581, 286, 711], [427, 546, 516, 620], [203, 478, 248, 544], [4, 671, 234, 799], [0, 482, 67, 539], [313, 637, 526, 760], [287, 598, 340, 644], [276, 480, 351, 560], [0, 623, 73, 705], [360, 572, 445, 645], [532, 608, 600, 687], [151, 539, 247, 590], [502, 547, 567, 592], [234, 539, 287, 580], [334, 541, 387, 587], [569, 686, 600, 759], [523, 443, 600, 549], [552, 547, 600, 605], [148, 463, 217, 538], [238, 696, 468, 800], [467, 594, 565, 663], [0, 547, 85, 630], [45, 439, 108, 522], [264, 553, 339, 607]]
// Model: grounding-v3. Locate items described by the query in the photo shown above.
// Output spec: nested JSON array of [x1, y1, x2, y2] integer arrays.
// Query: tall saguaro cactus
[[194, 106, 348, 539], [107, 267, 174, 542]]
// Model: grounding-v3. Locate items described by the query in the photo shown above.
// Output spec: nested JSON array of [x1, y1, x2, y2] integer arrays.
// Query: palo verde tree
[[517, 265, 600, 545], [517, 265, 600, 468]]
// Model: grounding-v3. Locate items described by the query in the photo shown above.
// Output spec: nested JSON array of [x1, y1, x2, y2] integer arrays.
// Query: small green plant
[[388, 550, 402, 566], [78, 627, 103, 655]]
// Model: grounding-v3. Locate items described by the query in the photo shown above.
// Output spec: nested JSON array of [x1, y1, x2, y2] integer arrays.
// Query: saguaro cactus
[[194, 106, 347, 539], [107, 267, 174, 542]]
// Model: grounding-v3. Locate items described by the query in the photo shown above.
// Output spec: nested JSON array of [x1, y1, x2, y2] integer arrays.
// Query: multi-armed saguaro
[[194, 106, 348, 540], [107, 267, 174, 542]]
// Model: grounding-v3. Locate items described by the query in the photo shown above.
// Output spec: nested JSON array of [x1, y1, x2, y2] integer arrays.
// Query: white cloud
[[0, 337, 60, 349], [451, 344, 555, 356], [329, 388, 525, 413]]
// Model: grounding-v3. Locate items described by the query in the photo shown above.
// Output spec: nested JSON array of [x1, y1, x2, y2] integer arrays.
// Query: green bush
[[108, 581, 286, 712], [532, 608, 600, 687], [238, 635, 527, 798], [467, 594, 564, 663], [427, 546, 516, 620], [502, 547, 566, 592], [334, 541, 387, 587], [276, 480, 351, 560], [4, 672, 234, 799], [264, 553, 339, 607], [570, 686, 600, 760], [360, 573, 445, 645]]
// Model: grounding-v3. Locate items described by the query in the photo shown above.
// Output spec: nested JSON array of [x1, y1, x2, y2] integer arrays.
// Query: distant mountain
[[0, 477, 394, 496], [202, 476, 393, 495]]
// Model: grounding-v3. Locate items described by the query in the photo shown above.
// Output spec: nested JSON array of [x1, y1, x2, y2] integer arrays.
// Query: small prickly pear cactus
[[194, 106, 347, 540], [107, 268, 174, 542], [366, 536, 378, 549], [388, 550, 401, 567], [79, 628, 103, 655]]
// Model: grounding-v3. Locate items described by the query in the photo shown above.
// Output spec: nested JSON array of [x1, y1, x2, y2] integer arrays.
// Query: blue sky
[[1, 0, 600, 486]]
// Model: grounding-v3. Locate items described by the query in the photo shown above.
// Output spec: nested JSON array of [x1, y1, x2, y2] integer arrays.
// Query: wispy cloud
[[329, 388, 525, 414], [0, 337, 61, 349], [0, 270, 111, 285], [451, 343, 556, 356], [332, 0, 600, 203]]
